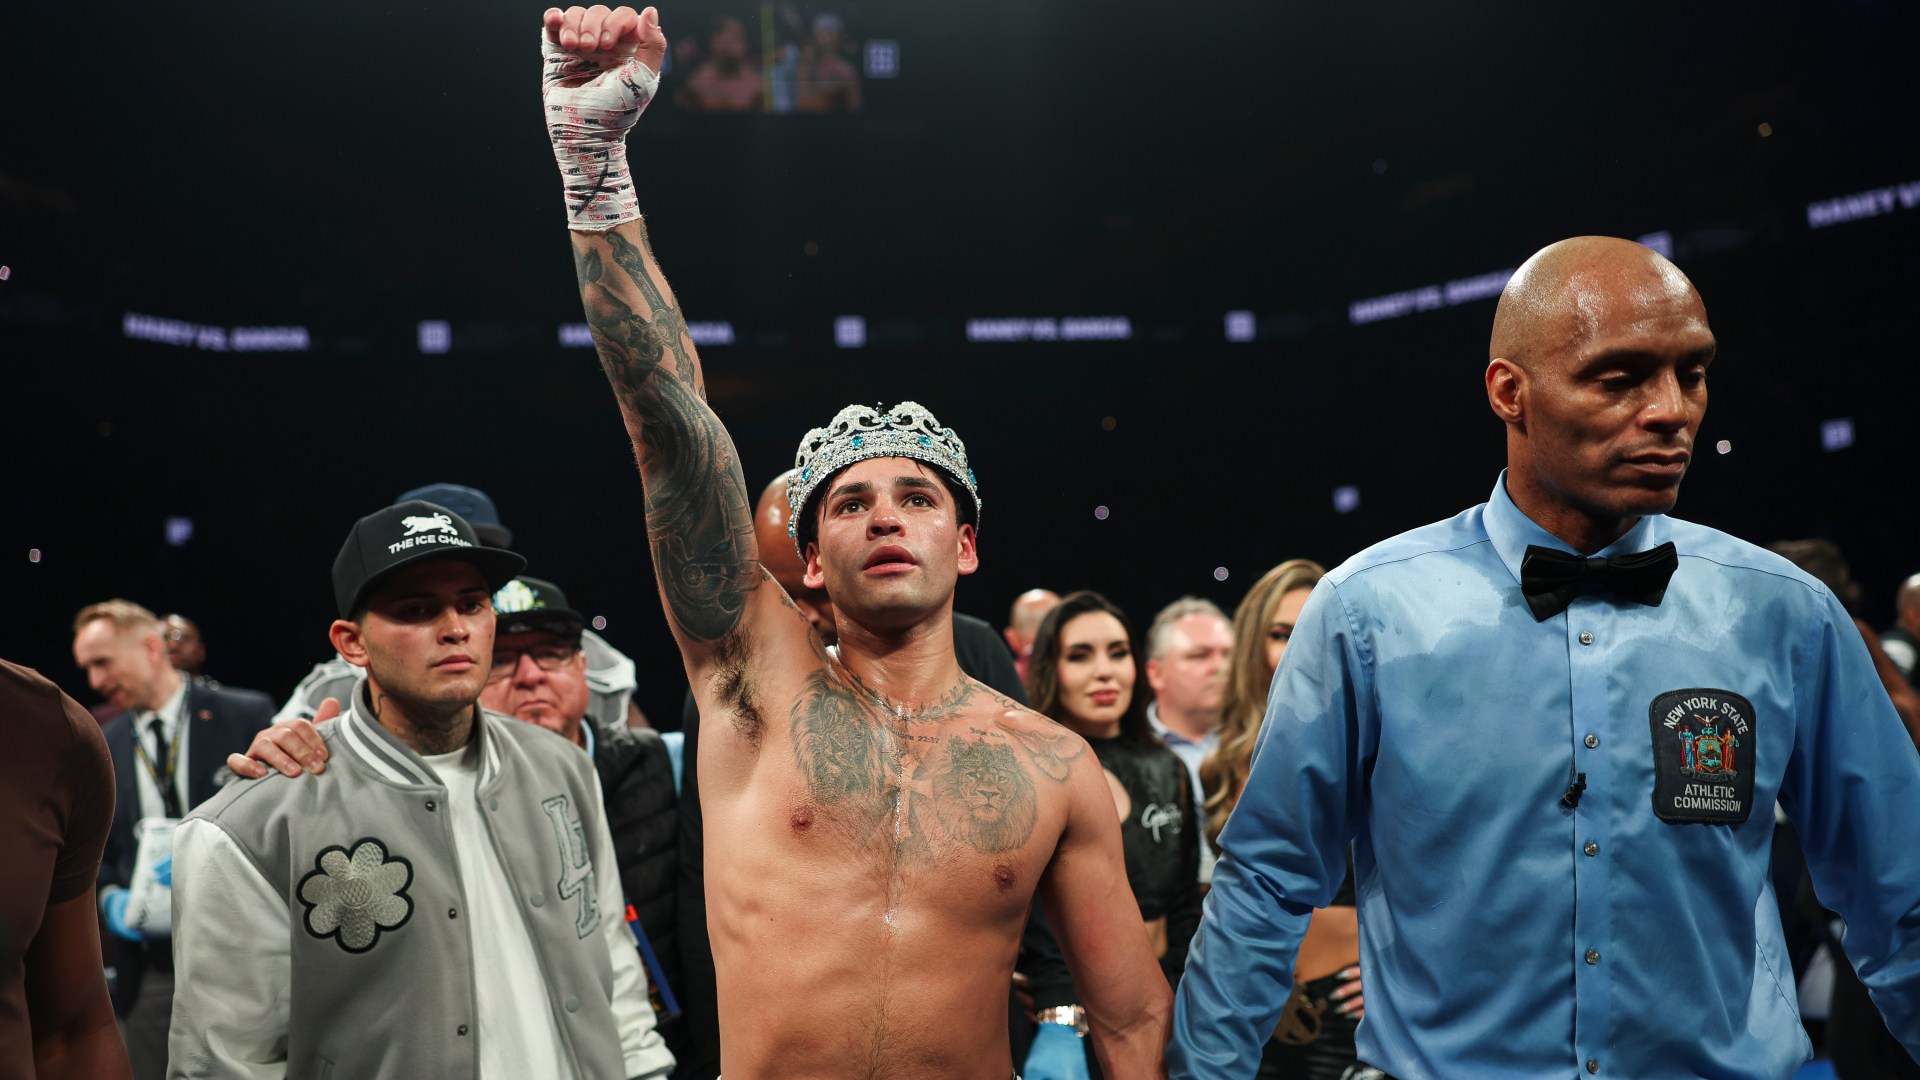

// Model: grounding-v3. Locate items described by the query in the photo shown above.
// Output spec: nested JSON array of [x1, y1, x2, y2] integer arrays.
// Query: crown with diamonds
[[788, 401, 981, 554]]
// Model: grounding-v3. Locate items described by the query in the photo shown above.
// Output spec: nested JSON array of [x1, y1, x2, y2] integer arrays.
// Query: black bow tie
[[1520, 541, 1678, 622]]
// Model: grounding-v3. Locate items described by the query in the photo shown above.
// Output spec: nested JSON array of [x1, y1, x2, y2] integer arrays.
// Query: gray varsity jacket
[[177, 681, 657, 1079]]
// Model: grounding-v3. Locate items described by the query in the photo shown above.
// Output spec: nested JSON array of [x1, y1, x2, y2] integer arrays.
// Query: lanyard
[[131, 705, 185, 808]]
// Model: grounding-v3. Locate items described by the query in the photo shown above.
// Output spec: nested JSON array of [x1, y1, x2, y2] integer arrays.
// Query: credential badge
[[1648, 688, 1757, 825]]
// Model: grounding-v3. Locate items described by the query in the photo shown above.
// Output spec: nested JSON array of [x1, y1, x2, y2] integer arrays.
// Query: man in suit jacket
[[72, 599, 274, 1080]]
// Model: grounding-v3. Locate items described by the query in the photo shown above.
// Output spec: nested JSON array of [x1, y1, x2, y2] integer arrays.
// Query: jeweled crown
[[788, 401, 981, 553]]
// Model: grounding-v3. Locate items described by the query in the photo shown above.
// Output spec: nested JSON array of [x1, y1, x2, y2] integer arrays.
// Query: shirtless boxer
[[547, 6, 1169, 1075], [237, 9, 1169, 1076]]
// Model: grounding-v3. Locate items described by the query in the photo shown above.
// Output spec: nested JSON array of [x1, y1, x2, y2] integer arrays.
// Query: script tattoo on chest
[[789, 672, 1081, 858]]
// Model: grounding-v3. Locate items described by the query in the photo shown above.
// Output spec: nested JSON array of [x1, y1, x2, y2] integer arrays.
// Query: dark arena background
[[3, 0, 1917, 726]]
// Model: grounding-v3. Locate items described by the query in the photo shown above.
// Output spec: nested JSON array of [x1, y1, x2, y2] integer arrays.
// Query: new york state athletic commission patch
[[1648, 688, 1756, 825]]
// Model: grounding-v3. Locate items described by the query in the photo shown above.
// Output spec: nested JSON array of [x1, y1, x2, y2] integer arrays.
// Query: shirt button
[[457, 1024, 469, 1036], [1585, 734, 1600, 749], [531, 891, 546, 908], [425, 800, 436, 812], [1585, 948, 1600, 965], [489, 797, 500, 811], [565, 996, 580, 1013], [1579, 631, 1594, 646], [448, 907, 459, 919], [1584, 840, 1599, 857], [1588, 1060, 1600, 1074]]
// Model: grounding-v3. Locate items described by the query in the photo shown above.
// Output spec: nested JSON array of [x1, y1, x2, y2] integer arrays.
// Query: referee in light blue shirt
[[1172, 236, 1920, 1079]]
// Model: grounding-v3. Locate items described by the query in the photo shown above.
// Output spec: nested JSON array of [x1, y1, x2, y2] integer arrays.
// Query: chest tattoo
[[788, 672, 1068, 858]]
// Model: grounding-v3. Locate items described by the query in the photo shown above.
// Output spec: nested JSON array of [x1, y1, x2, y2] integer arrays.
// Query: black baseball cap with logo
[[332, 500, 527, 618], [492, 576, 586, 643]]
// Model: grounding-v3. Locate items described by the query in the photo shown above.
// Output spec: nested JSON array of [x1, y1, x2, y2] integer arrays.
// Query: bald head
[[1490, 236, 1704, 371], [754, 474, 804, 583], [1006, 589, 1061, 647], [756, 472, 838, 643], [1484, 236, 1717, 553], [1898, 574, 1920, 635]]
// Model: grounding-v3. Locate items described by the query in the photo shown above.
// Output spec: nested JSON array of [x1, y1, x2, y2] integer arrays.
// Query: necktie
[[146, 715, 183, 818], [1519, 541, 1679, 622]]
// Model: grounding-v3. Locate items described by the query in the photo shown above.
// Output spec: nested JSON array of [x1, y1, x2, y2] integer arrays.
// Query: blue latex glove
[[101, 887, 143, 942], [154, 854, 173, 889], [1022, 1021, 1088, 1080]]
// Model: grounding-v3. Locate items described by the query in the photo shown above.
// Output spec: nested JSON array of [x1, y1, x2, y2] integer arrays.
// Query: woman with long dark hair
[[1019, 591, 1201, 1079]]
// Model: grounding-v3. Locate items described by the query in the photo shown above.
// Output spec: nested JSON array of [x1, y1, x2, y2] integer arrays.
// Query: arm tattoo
[[573, 226, 757, 644]]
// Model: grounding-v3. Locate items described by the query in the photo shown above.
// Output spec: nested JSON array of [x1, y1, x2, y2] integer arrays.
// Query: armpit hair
[[706, 625, 762, 749]]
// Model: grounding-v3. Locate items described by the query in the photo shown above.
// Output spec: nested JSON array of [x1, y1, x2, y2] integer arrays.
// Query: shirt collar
[[580, 718, 596, 758], [1146, 701, 1215, 749], [142, 677, 189, 733], [1481, 469, 1671, 587]]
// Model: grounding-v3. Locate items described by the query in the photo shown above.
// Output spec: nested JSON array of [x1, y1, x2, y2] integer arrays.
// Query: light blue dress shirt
[[1171, 474, 1920, 1079]]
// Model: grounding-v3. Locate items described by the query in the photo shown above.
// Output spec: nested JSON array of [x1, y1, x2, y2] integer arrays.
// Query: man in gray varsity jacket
[[165, 501, 674, 1080]]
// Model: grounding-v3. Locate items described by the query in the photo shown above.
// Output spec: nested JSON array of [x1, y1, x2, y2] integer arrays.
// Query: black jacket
[[590, 723, 687, 1059], [101, 676, 274, 1014]]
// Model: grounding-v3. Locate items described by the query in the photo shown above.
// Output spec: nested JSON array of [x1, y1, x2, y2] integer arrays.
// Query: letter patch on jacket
[[542, 794, 601, 938], [297, 838, 415, 953], [1648, 688, 1756, 825]]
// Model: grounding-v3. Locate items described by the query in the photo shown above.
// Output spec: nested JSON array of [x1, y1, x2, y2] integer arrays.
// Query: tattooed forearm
[[572, 223, 758, 643]]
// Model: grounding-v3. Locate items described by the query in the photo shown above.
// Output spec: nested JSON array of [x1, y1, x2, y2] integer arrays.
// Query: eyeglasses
[[486, 644, 580, 682]]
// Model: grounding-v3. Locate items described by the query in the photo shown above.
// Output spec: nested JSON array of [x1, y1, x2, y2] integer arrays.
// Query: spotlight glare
[[592, 615, 607, 630], [1213, 566, 1230, 582], [1093, 505, 1110, 521], [1715, 440, 1732, 455], [417, 320, 451, 354]]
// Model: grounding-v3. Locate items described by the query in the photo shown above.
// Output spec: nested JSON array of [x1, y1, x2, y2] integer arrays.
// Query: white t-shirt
[[420, 744, 574, 1079]]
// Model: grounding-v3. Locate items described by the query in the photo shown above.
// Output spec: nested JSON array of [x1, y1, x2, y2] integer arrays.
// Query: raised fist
[[543, 4, 666, 71], [541, 5, 666, 228]]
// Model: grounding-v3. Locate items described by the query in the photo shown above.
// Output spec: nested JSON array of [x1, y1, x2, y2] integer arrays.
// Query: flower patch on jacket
[[298, 838, 415, 952]]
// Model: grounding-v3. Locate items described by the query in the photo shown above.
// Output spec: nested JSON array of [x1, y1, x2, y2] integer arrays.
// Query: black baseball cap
[[332, 500, 527, 618], [492, 576, 585, 642]]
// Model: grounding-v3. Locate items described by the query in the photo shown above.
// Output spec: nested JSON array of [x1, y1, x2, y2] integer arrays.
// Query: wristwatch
[[1034, 1004, 1089, 1036]]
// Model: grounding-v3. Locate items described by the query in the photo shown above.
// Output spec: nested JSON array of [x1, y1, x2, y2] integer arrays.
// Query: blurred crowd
[[674, 7, 863, 114]]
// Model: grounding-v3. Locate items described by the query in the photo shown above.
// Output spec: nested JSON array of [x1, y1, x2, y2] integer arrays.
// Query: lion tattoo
[[933, 737, 1038, 854]]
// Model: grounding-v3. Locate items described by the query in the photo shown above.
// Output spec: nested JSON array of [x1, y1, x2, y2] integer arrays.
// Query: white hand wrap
[[542, 32, 660, 231]]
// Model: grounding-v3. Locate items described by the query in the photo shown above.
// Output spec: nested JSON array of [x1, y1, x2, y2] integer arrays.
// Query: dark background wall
[[4, 0, 1916, 724]]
